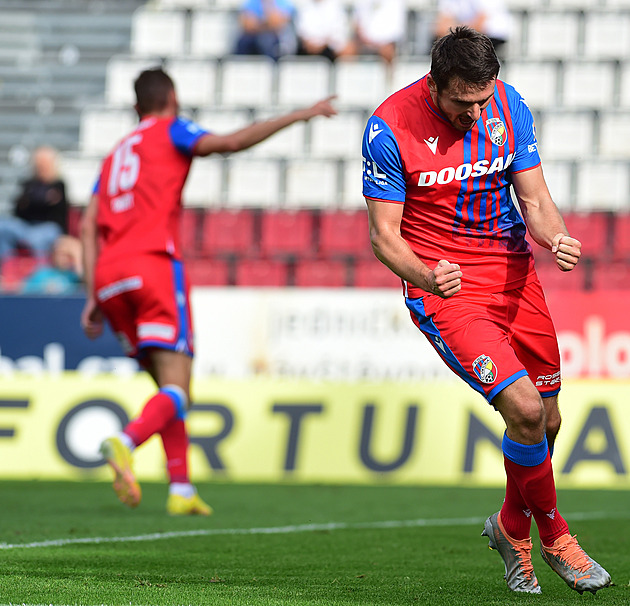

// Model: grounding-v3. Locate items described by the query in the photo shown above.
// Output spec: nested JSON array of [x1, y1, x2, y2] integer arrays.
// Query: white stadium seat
[[165, 58, 218, 108], [248, 109, 306, 158], [502, 60, 560, 109], [390, 56, 430, 95], [333, 58, 389, 110], [526, 11, 580, 59], [183, 157, 224, 207], [276, 56, 332, 106], [190, 9, 239, 58], [59, 155, 102, 206], [196, 108, 252, 134], [105, 56, 162, 106], [599, 110, 630, 159], [561, 60, 617, 109], [575, 160, 630, 211], [309, 111, 365, 159], [583, 11, 630, 59], [284, 159, 339, 209], [131, 9, 187, 57], [219, 56, 276, 108], [537, 110, 595, 161], [224, 158, 282, 207], [79, 108, 136, 156], [541, 161, 574, 210], [341, 158, 366, 209]]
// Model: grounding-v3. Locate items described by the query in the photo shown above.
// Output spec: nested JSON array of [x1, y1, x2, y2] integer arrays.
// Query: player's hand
[[306, 96, 338, 120], [81, 297, 104, 339], [430, 259, 462, 298], [551, 233, 581, 271]]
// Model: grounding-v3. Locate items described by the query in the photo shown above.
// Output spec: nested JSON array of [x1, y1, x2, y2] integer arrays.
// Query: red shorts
[[94, 253, 194, 361], [406, 279, 561, 402]]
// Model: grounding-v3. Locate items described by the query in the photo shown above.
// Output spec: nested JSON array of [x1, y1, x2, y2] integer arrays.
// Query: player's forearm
[[370, 230, 434, 293], [522, 201, 568, 252]]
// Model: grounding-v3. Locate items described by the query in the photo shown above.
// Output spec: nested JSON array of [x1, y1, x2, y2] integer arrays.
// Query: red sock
[[160, 417, 189, 484], [500, 471, 532, 540], [504, 452, 569, 546], [124, 391, 177, 447]]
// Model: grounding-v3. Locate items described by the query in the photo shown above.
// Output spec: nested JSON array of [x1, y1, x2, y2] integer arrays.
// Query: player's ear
[[427, 74, 437, 93]]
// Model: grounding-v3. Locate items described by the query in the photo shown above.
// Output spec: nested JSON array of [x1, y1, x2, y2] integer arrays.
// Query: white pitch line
[[0, 511, 624, 551]]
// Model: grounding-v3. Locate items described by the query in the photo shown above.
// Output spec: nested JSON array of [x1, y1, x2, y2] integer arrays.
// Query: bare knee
[[493, 377, 547, 444]]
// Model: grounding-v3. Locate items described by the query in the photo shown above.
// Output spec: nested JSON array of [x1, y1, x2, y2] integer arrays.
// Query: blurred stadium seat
[[294, 259, 348, 287], [611, 213, 630, 260], [200, 208, 256, 257], [260, 210, 315, 257], [318, 210, 371, 258], [185, 257, 230, 286], [562, 212, 610, 259], [235, 258, 288, 286], [130, 8, 187, 57], [590, 259, 630, 291], [276, 56, 331, 107], [353, 256, 401, 289], [535, 260, 588, 291]]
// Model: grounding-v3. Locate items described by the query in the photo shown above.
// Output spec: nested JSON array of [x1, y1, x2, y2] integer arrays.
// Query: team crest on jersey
[[485, 118, 507, 146], [472, 354, 497, 384]]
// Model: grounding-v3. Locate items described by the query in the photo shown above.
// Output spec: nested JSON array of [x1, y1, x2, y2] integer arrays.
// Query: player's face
[[431, 77, 496, 132]]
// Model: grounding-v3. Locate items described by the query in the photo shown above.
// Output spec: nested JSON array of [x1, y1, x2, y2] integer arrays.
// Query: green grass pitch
[[1, 481, 629, 605]]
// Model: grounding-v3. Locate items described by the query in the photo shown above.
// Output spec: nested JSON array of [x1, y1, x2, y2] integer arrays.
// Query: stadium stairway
[[0, 0, 146, 213]]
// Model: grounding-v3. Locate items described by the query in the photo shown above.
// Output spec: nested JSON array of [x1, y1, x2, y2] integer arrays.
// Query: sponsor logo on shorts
[[536, 370, 560, 388], [472, 354, 497, 384]]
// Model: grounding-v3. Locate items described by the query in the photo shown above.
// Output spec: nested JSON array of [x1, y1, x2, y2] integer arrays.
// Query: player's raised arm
[[512, 165, 582, 272], [193, 96, 337, 157], [366, 197, 462, 298]]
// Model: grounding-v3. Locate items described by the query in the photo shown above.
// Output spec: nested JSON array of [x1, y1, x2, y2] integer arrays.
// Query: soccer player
[[362, 27, 611, 594], [81, 67, 336, 515]]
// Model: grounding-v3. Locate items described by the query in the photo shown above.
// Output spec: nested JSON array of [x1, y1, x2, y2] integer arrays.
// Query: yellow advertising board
[[0, 373, 629, 488]]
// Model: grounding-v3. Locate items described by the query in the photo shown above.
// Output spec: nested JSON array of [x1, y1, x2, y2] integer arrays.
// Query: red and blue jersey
[[96, 115, 208, 264], [363, 76, 541, 297]]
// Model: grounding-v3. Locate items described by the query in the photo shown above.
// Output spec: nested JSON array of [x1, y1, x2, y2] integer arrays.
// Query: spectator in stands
[[22, 235, 83, 295], [81, 67, 336, 516], [347, 0, 407, 64], [294, 0, 353, 62], [433, 0, 513, 59], [0, 146, 68, 263], [234, 0, 297, 60]]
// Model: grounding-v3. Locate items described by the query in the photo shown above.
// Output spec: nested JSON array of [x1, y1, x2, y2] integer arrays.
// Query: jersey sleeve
[[508, 93, 541, 174], [362, 115, 406, 203], [169, 117, 210, 155]]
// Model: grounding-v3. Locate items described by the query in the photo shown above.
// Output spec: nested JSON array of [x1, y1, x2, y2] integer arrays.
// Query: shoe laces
[[513, 542, 536, 581], [549, 535, 591, 573]]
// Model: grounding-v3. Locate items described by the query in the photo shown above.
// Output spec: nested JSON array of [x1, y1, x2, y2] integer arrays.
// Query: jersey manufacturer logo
[[472, 354, 497, 384], [368, 123, 383, 143], [434, 336, 446, 353], [485, 118, 507, 146], [424, 136, 439, 155]]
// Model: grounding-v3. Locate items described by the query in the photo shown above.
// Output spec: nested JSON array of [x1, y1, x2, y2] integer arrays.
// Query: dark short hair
[[134, 67, 175, 115], [430, 26, 500, 92]]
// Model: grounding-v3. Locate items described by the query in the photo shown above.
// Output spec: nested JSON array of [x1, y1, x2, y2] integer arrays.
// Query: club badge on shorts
[[473, 354, 497, 384]]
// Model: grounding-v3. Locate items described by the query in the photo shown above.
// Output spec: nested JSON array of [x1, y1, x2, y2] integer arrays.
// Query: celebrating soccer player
[[362, 26, 611, 595], [80, 67, 336, 515]]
